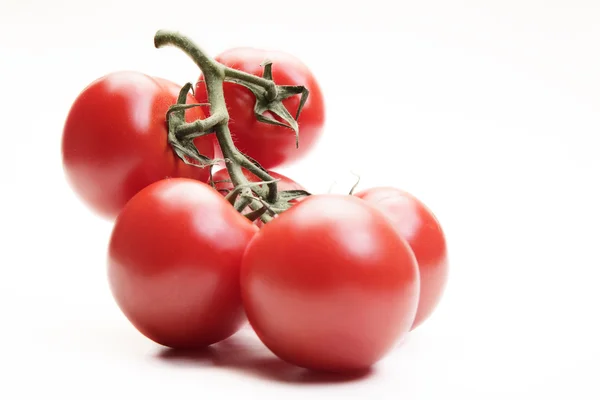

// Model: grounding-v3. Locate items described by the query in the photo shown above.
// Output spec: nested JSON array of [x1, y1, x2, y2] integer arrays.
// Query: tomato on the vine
[[355, 187, 448, 330], [62, 71, 214, 219], [195, 48, 325, 169], [108, 178, 257, 349], [240, 194, 420, 372]]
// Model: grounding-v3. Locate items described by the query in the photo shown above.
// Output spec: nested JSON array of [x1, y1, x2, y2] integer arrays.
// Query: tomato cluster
[[61, 31, 448, 374]]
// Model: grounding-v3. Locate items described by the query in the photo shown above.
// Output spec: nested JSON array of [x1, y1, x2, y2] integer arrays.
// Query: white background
[[1, 1, 599, 399]]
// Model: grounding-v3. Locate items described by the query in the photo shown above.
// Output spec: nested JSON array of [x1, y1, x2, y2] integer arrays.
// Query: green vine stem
[[154, 30, 289, 209]]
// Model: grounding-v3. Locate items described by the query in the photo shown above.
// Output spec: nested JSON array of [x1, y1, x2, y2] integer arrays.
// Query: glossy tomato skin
[[355, 187, 448, 330], [108, 178, 257, 349], [62, 71, 214, 219], [241, 194, 420, 372], [212, 168, 306, 227], [195, 48, 325, 169]]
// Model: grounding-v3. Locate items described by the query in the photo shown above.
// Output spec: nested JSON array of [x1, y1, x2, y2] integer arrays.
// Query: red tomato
[[195, 48, 325, 169], [62, 71, 214, 219], [108, 178, 257, 349], [240, 194, 419, 372], [355, 187, 448, 330], [212, 168, 306, 226]]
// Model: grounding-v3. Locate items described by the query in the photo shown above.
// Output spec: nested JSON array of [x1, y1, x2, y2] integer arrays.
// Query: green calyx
[[225, 61, 309, 148]]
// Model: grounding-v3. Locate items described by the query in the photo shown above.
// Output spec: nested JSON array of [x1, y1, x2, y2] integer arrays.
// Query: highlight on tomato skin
[[195, 47, 326, 170], [240, 194, 420, 373], [107, 178, 257, 349], [355, 187, 449, 330], [61, 71, 214, 220]]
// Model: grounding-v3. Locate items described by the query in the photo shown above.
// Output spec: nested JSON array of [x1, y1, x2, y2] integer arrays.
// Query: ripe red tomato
[[62, 71, 214, 219], [212, 168, 306, 226], [195, 48, 325, 169], [355, 187, 448, 330], [240, 194, 420, 372], [108, 178, 257, 349]]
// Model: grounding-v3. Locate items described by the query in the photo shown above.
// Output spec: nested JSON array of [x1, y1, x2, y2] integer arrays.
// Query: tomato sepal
[[225, 61, 309, 149], [277, 189, 312, 201], [166, 83, 217, 168], [260, 60, 310, 122]]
